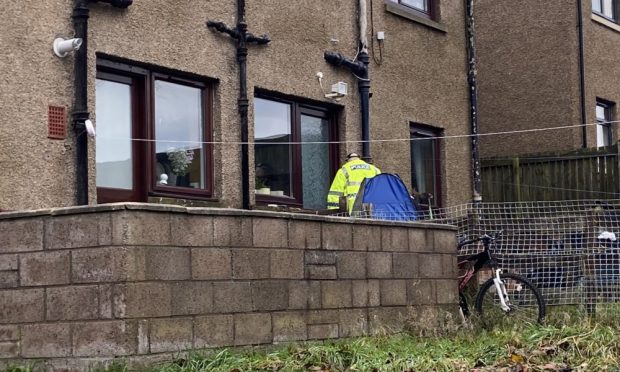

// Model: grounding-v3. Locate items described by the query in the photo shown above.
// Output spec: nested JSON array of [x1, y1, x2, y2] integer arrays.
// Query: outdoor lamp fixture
[[53, 37, 83, 58]]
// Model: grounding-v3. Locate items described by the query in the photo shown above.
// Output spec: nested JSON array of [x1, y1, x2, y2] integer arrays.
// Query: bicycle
[[457, 231, 546, 327]]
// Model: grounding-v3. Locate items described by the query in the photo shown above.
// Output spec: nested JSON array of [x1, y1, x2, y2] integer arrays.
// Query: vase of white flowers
[[166, 148, 194, 175]]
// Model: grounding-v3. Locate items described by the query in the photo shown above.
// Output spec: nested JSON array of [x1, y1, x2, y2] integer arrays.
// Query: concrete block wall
[[0, 204, 458, 369]]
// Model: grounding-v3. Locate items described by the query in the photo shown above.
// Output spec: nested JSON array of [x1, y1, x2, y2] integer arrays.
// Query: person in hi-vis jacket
[[327, 153, 381, 213]]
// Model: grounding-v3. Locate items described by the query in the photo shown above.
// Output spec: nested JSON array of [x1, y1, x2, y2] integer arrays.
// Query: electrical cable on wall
[[95, 119, 620, 146], [369, 0, 384, 65]]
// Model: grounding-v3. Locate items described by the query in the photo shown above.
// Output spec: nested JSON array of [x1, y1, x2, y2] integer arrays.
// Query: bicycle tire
[[475, 272, 546, 327]]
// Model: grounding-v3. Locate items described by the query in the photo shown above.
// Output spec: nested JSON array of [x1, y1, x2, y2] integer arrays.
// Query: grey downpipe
[[577, 0, 587, 148], [465, 0, 482, 203]]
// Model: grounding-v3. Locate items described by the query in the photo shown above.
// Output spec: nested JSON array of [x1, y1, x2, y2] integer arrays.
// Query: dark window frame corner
[[253, 92, 339, 210], [385, 0, 446, 33], [95, 58, 215, 203], [410, 122, 444, 208]]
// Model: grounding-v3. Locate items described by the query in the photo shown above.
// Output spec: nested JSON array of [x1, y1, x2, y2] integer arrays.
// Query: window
[[593, 0, 617, 21], [410, 124, 442, 207], [596, 100, 615, 147], [96, 58, 213, 203], [387, 0, 437, 20], [400, 0, 429, 14], [254, 95, 338, 209]]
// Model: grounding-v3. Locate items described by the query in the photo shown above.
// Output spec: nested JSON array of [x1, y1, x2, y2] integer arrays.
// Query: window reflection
[[154, 80, 206, 189], [95, 79, 133, 190], [254, 98, 293, 197]]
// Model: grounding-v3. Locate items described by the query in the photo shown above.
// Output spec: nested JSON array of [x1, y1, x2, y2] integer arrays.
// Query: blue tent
[[351, 173, 418, 221]]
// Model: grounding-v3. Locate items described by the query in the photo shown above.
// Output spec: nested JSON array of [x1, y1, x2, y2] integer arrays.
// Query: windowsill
[[385, 1, 447, 33], [592, 13, 620, 33]]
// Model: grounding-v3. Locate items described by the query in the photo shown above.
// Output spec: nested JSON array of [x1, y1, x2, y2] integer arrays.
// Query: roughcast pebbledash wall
[[0, 204, 458, 370]]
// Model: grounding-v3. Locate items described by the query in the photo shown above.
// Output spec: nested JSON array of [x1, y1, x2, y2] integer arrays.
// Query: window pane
[[596, 104, 607, 121], [154, 80, 205, 189], [411, 134, 437, 203], [401, 0, 427, 12], [301, 115, 330, 209], [597, 124, 611, 147], [254, 98, 292, 197], [96, 79, 133, 190], [603, 0, 614, 17], [593, 0, 602, 13]]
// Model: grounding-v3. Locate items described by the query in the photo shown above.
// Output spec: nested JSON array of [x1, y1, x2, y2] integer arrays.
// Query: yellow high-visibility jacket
[[327, 158, 381, 213]]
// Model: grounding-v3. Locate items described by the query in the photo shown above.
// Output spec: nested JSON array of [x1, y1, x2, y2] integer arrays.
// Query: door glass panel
[[254, 98, 293, 197], [96, 79, 133, 190], [154, 80, 205, 189], [301, 115, 330, 209]]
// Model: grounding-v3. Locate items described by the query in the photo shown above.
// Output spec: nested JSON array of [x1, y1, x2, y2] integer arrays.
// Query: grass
[[6, 308, 620, 372], [121, 310, 620, 371]]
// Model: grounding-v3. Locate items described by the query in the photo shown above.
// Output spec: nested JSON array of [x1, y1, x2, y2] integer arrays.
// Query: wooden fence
[[481, 145, 620, 202]]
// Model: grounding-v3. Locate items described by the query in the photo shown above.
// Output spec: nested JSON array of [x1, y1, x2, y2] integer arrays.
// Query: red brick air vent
[[48, 105, 67, 140]]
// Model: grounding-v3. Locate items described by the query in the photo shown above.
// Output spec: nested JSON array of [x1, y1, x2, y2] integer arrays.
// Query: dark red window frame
[[254, 93, 339, 209], [596, 99, 615, 147], [395, 0, 437, 20], [410, 123, 443, 208], [96, 57, 214, 203]]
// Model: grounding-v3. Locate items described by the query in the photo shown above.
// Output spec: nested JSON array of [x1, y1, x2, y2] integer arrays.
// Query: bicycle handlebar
[[457, 230, 504, 249]]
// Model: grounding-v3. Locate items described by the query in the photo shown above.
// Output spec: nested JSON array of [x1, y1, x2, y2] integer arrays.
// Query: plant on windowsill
[[255, 177, 270, 195], [166, 148, 194, 176]]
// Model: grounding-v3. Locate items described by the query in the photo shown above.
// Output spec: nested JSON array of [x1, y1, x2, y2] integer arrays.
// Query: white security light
[[53, 37, 83, 58], [85, 119, 96, 138]]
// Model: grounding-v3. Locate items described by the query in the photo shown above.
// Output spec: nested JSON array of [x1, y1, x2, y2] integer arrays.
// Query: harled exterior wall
[[475, 0, 582, 158], [0, 0, 472, 211], [0, 204, 458, 370], [476, 0, 620, 158], [583, 7, 620, 145]]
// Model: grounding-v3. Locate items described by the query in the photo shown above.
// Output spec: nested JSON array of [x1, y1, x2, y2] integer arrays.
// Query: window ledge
[[592, 14, 620, 33], [385, 1, 446, 33]]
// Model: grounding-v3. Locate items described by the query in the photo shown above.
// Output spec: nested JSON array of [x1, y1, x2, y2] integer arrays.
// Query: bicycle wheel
[[475, 272, 546, 327]]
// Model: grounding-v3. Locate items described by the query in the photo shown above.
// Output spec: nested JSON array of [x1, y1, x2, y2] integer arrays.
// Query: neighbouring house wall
[[0, 0, 472, 211], [583, 4, 620, 146], [475, 0, 583, 158], [367, 0, 472, 208], [0, 204, 458, 370]]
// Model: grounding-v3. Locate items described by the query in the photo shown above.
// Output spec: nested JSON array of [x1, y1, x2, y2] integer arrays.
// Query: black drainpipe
[[324, 50, 372, 162], [72, 0, 90, 205], [72, 0, 132, 206], [577, 0, 587, 148], [207, 1, 270, 209], [465, 0, 482, 203]]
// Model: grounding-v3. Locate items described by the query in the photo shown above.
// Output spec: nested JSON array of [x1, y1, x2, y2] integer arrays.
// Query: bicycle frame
[[457, 235, 495, 292], [458, 232, 512, 314]]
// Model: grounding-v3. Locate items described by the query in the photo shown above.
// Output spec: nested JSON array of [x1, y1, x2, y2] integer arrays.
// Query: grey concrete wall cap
[[0, 203, 456, 230]]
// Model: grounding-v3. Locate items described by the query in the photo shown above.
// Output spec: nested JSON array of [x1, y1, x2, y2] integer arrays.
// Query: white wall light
[[53, 37, 83, 58], [325, 82, 348, 99]]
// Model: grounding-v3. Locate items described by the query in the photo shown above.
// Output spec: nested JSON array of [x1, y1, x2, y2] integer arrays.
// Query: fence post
[[616, 143, 620, 197], [584, 203, 603, 315], [512, 157, 521, 202]]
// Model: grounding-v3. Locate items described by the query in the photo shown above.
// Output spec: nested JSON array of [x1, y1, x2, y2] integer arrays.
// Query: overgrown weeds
[[6, 308, 620, 371], [134, 312, 620, 372]]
